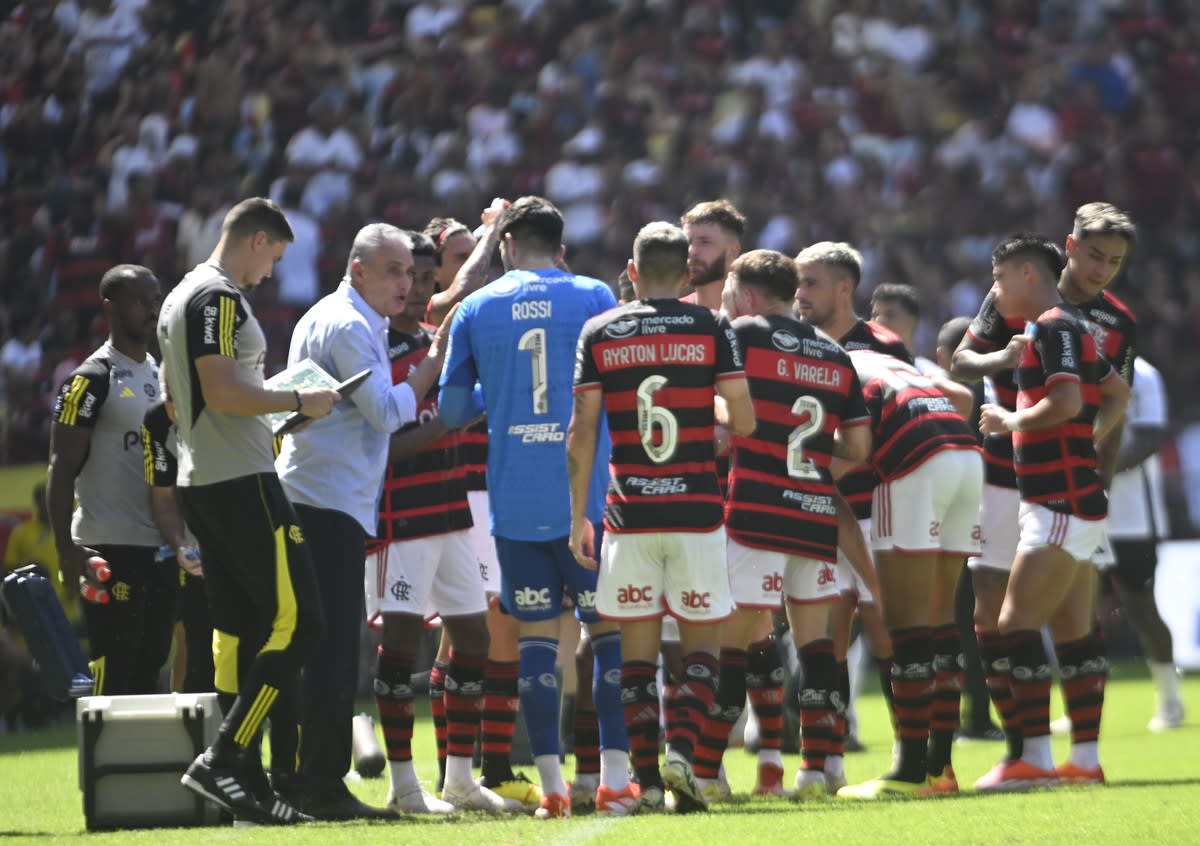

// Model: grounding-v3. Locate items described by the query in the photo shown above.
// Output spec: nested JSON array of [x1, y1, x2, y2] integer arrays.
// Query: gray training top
[[51, 341, 165, 548], [156, 262, 275, 486]]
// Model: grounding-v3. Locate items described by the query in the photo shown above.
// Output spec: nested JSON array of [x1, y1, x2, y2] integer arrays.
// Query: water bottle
[[351, 712, 385, 778]]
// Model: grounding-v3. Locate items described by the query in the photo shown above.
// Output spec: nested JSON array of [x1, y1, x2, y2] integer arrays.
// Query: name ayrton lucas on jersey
[[600, 340, 710, 369]]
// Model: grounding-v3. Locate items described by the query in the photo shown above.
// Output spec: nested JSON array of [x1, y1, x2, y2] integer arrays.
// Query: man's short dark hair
[[616, 268, 635, 303], [408, 230, 436, 259], [222, 197, 294, 243], [729, 249, 799, 302], [871, 283, 921, 319], [632, 222, 689, 284], [497, 196, 563, 255], [100, 264, 156, 300], [423, 217, 471, 265], [937, 316, 972, 352], [1073, 202, 1137, 244], [681, 199, 746, 240], [992, 232, 1065, 281]]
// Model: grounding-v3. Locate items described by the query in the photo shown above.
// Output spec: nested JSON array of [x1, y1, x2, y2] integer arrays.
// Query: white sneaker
[[442, 779, 518, 813], [1149, 699, 1185, 733], [1049, 715, 1072, 735], [569, 775, 600, 815], [793, 769, 827, 802], [387, 785, 456, 815]]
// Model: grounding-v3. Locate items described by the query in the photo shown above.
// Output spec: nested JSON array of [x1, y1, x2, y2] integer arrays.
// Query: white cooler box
[[77, 693, 226, 829]]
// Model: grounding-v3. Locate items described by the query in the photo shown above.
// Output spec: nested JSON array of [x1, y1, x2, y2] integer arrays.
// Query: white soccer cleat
[[793, 769, 828, 802], [387, 785, 456, 815], [1148, 699, 1185, 733], [442, 780, 517, 814]]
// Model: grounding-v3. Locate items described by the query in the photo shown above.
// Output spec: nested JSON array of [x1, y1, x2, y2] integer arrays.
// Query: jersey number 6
[[637, 375, 678, 464]]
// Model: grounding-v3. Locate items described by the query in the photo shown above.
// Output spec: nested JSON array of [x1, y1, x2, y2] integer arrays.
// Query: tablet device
[[273, 368, 372, 436]]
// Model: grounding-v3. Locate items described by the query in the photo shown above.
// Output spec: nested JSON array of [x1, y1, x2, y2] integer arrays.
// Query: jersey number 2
[[787, 395, 825, 480], [518, 328, 548, 415], [637, 375, 678, 464]]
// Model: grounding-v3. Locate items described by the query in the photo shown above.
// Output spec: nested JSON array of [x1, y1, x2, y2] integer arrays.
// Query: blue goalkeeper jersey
[[439, 267, 614, 540]]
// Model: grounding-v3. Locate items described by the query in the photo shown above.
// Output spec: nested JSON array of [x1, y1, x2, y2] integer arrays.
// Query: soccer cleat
[[1055, 762, 1105, 786], [973, 759, 1058, 792], [753, 762, 786, 797], [1148, 699, 1185, 733], [389, 785, 456, 815], [696, 777, 729, 805], [442, 780, 517, 813], [825, 771, 847, 795], [836, 776, 927, 800], [182, 753, 282, 824], [628, 785, 666, 815], [662, 750, 708, 814], [792, 769, 828, 802], [489, 773, 542, 811], [595, 783, 641, 816], [534, 792, 571, 819], [926, 766, 959, 794], [569, 777, 599, 815]]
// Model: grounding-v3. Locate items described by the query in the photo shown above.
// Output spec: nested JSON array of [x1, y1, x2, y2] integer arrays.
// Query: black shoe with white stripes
[[182, 752, 313, 825]]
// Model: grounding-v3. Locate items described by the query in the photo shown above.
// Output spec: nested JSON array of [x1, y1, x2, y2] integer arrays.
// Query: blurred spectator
[[275, 181, 322, 308]]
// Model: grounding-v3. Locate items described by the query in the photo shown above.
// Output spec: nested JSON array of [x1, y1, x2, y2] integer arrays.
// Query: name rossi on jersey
[[507, 422, 564, 443]]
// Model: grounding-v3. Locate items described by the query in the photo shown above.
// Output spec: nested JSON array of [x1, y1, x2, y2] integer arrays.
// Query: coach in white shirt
[[1100, 357, 1184, 732]]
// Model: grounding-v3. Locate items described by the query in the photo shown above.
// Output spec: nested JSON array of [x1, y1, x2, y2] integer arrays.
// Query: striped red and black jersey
[[850, 350, 979, 481], [372, 324, 471, 550], [727, 315, 870, 562], [835, 319, 915, 519], [965, 290, 1027, 489], [460, 419, 488, 491], [1079, 290, 1136, 387], [574, 298, 745, 533], [1013, 304, 1116, 520]]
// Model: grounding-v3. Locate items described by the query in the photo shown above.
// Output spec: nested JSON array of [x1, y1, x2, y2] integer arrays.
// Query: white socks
[[1148, 660, 1181, 705], [1022, 735, 1054, 772], [759, 748, 783, 768], [535, 754, 568, 797], [445, 755, 473, 788], [1069, 740, 1099, 770], [600, 749, 630, 790], [389, 759, 420, 793]]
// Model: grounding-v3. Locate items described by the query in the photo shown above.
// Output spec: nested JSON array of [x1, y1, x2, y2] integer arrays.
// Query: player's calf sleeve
[[429, 658, 449, 785], [573, 708, 601, 776], [889, 627, 934, 782], [517, 636, 561, 757], [746, 637, 785, 752], [977, 629, 1022, 760], [590, 631, 628, 753], [798, 639, 837, 772], [445, 650, 486, 760], [374, 648, 416, 764], [622, 661, 663, 789], [876, 656, 898, 733], [928, 624, 963, 774], [1008, 630, 1053, 740], [693, 647, 746, 779], [831, 659, 850, 756], [1056, 633, 1106, 746], [670, 652, 719, 761], [481, 659, 519, 783]]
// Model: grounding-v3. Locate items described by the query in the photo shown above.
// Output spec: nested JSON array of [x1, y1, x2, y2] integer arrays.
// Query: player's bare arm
[[387, 417, 450, 463], [1093, 371, 1131, 446], [834, 489, 881, 608], [714, 375, 756, 437], [403, 302, 458, 401], [832, 420, 872, 464], [427, 199, 509, 326], [932, 373, 976, 419], [950, 332, 1029, 381], [46, 421, 97, 589], [980, 378, 1082, 436], [566, 389, 603, 569], [195, 355, 340, 417]]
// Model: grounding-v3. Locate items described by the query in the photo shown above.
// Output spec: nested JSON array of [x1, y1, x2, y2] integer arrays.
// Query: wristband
[[293, 389, 303, 412]]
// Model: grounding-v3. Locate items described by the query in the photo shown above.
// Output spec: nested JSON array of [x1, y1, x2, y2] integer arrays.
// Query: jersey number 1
[[787, 395, 825, 480], [518, 328, 549, 415]]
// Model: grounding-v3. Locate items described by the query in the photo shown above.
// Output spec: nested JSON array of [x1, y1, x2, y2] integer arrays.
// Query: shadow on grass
[[0, 722, 75, 754]]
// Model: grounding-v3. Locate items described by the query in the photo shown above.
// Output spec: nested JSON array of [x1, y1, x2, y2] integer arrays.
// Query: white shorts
[[873, 449, 983, 556], [836, 518, 876, 604], [727, 539, 839, 608], [968, 483, 1020, 572], [597, 528, 732, 624], [468, 491, 501, 594], [1017, 503, 1108, 564], [366, 530, 489, 622]]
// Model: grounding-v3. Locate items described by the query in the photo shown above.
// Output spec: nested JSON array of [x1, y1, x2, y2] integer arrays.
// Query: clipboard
[[273, 368, 372, 436]]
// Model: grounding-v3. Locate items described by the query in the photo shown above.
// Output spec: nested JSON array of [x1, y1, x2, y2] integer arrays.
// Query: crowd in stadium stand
[[0, 0, 1198, 510]]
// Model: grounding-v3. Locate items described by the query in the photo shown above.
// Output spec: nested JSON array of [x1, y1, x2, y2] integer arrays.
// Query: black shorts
[[1108, 538, 1158, 593], [179, 473, 322, 654]]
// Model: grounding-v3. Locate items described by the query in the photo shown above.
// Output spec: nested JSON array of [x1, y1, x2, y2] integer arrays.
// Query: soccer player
[[48, 264, 175, 696], [158, 198, 338, 824], [568, 221, 756, 814], [364, 230, 512, 815], [977, 233, 1130, 789], [438, 196, 630, 819], [793, 242, 910, 753], [717, 249, 875, 801], [1099, 357, 1184, 731], [681, 200, 744, 311], [836, 348, 982, 799]]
